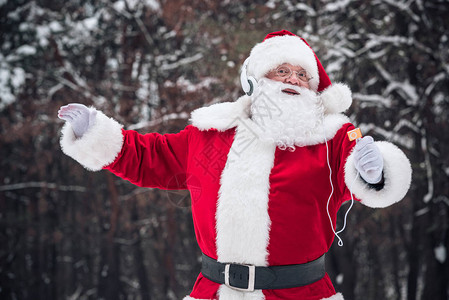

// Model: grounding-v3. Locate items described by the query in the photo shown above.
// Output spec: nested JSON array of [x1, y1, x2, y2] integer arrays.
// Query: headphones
[[240, 58, 258, 96]]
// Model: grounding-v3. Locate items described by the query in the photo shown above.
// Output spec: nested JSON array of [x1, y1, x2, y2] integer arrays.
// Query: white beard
[[250, 78, 325, 150]]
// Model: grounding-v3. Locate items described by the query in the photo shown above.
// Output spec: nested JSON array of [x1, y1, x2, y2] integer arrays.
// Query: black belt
[[201, 253, 325, 292]]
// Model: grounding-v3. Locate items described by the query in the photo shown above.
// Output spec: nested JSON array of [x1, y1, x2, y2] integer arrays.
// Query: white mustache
[[279, 83, 304, 94], [259, 79, 312, 96]]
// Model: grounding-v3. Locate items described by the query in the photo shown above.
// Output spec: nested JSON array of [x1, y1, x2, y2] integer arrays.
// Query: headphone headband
[[240, 58, 257, 96]]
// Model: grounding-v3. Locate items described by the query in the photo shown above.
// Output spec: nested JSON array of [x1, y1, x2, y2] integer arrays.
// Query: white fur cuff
[[345, 141, 412, 208], [60, 110, 124, 171]]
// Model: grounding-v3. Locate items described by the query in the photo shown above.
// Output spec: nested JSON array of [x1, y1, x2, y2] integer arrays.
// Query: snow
[[19, 22, 31, 31], [434, 245, 446, 263], [16, 45, 36, 56], [324, 0, 351, 12], [336, 273, 344, 284], [0, 54, 26, 110], [0, 68, 16, 108], [144, 0, 161, 12], [11, 67, 25, 88], [135, 63, 151, 102], [160, 53, 203, 71], [295, 3, 316, 16], [124, 0, 140, 10], [272, 2, 316, 19], [382, 0, 420, 22], [107, 58, 119, 70], [113, 0, 160, 12], [325, 58, 344, 74], [353, 92, 392, 107], [163, 30, 177, 39], [36, 24, 51, 47], [265, 0, 277, 9], [431, 92, 444, 116], [385, 80, 419, 106], [164, 76, 219, 93], [113, 0, 126, 12], [131, 52, 142, 80], [127, 112, 189, 130], [78, 16, 98, 31], [368, 49, 387, 60], [414, 207, 429, 217], [48, 21, 64, 32], [421, 134, 434, 204]]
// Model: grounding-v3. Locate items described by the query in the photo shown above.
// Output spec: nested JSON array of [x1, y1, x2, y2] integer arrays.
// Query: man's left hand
[[353, 136, 384, 184]]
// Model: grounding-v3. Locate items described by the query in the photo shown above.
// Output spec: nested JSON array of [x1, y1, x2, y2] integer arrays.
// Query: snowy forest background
[[1, 0, 448, 299]]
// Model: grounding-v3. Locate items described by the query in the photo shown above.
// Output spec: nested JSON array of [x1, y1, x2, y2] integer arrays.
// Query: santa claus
[[58, 30, 412, 300]]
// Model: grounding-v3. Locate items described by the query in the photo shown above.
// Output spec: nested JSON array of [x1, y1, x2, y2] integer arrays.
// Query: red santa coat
[[60, 96, 412, 300]]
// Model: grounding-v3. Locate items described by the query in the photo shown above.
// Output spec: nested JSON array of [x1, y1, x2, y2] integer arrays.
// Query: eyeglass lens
[[276, 66, 310, 82]]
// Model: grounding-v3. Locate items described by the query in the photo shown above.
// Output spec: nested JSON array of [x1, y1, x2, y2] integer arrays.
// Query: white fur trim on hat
[[247, 35, 319, 91], [60, 109, 124, 171], [320, 83, 352, 114], [345, 141, 412, 208]]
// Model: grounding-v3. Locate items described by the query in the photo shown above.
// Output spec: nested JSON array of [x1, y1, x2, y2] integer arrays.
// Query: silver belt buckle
[[224, 263, 256, 292]]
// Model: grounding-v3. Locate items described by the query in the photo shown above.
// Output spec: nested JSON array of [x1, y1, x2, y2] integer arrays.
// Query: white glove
[[58, 103, 97, 138], [353, 136, 384, 184]]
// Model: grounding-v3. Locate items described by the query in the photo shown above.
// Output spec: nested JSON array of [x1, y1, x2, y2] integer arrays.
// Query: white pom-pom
[[320, 83, 352, 114]]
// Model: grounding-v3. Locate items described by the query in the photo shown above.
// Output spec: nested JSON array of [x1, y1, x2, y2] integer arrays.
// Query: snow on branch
[[127, 112, 189, 130], [353, 92, 392, 107], [358, 122, 414, 150], [424, 72, 447, 96], [271, 1, 316, 19], [323, 0, 351, 12], [421, 128, 434, 203], [159, 53, 204, 71], [385, 81, 419, 106], [0, 182, 87, 192], [381, 0, 420, 22], [372, 62, 420, 106]]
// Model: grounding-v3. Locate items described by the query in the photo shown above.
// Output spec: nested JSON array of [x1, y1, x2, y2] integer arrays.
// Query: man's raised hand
[[353, 136, 384, 184], [58, 103, 97, 138]]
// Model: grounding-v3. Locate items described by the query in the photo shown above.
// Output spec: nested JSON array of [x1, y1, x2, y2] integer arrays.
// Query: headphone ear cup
[[240, 57, 258, 96], [246, 76, 258, 96]]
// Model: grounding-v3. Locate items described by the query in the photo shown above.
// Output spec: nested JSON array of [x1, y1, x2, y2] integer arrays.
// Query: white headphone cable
[[323, 125, 358, 247]]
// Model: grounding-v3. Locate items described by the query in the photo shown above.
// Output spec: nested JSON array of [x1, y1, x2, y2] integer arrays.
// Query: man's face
[[265, 63, 311, 93]]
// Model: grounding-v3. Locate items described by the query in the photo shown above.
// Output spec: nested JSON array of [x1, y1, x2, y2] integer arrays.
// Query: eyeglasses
[[270, 65, 312, 82]]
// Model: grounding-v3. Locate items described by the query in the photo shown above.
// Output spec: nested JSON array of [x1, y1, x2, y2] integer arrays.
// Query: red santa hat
[[246, 30, 352, 114]]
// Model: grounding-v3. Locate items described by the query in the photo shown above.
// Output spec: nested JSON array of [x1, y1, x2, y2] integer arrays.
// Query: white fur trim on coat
[[216, 116, 276, 300], [218, 287, 265, 300], [60, 110, 124, 171], [190, 96, 252, 132], [190, 96, 350, 146], [320, 83, 352, 114], [344, 141, 412, 208], [321, 293, 344, 300], [247, 35, 319, 91]]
